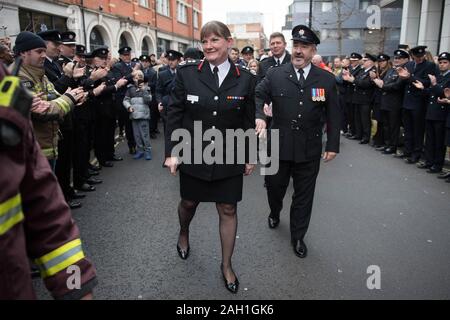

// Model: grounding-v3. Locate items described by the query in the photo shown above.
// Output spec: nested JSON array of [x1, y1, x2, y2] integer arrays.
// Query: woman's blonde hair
[[132, 69, 144, 80]]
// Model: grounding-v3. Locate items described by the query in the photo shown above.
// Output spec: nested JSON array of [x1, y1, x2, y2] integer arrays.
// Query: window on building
[[157, 0, 170, 16], [346, 29, 361, 40], [142, 39, 150, 55], [387, 28, 401, 40], [178, 43, 188, 54], [360, 0, 376, 10], [19, 8, 67, 33], [177, 2, 188, 24], [119, 34, 129, 49], [139, 0, 149, 8], [293, 2, 310, 13], [157, 38, 171, 57], [89, 28, 105, 51], [193, 11, 199, 29], [321, 1, 333, 12]]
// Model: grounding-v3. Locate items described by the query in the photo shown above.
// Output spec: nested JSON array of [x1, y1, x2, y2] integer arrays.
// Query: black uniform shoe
[[221, 264, 239, 294], [394, 152, 410, 159], [99, 161, 114, 167], [70, 190, 86, 199], [437, 172, 450, 179], [88, 169, 99, 176], [359, 140, 369, 144], [376, 146, 387, 151], [426, 166, 442, 174], [89, 164, 101, 171], [405, 157, 419, 164], [129, 147, 136, 155], [268, 215, 280, 229], [292, 239, 307, 258], [111, 155, 123, 161], [349, 135, 360, 140], [67, 199, 82, 209], [417, 162, 432, 169], [382, 147, 396, 155], [75, 183, 96, 192], [86, 177, 102, 185], [176, 244, 190, 260]]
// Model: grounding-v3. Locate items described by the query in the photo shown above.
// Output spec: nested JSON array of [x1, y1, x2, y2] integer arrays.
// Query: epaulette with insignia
[[179, 59, 201, 68], [236, 64, 253, 75]]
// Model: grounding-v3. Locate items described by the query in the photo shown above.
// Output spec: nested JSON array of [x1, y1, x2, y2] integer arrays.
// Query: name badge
[[311, 88, 326, 102], [187, 94, 199, 104]]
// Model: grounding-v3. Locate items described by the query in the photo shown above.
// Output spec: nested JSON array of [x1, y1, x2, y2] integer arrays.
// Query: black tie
[[213, 66, 220, 88], [298, 68, 305, 87], [276, 59, 280, 66]]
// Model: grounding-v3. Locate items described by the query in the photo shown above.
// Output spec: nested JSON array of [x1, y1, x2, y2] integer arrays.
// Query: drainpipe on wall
[[80, 0, 87, 47], [437, 0, 445, 53]]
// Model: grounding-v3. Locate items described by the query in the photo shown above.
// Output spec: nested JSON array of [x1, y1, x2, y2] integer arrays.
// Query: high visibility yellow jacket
[[17, 64, 75, 159]]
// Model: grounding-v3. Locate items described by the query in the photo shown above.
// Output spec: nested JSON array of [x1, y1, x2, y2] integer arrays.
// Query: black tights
[[177, 199, 238, 281]]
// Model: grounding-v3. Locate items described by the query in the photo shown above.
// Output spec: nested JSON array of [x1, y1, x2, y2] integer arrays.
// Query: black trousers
[[372, 103, 385, 146], [424, 120, 446, 169], [94, 116, 116, 163], [355, 103, 372, 141], [73, 118, 91, 188], [381, 108, 402, 149], [345, 101, 356, 135], [402, 107, 426, 159], [116, 100, 135, 148], [265, 159, 321, 241], [55, 128, 74, 199], [339, 94, 347, 133], [149, 102, 160, 133]]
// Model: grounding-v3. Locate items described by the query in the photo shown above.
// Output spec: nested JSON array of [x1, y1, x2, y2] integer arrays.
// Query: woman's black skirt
[[180, 172, 243, 204]]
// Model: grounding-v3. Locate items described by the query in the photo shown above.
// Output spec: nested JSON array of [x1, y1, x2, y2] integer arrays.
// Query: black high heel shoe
[[221, 264, 239, 294], [176, 244, 190, 260]]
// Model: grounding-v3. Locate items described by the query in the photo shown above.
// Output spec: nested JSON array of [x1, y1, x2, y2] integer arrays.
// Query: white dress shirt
[[294, 63, 312, 81], [209, 59, 231, 87]]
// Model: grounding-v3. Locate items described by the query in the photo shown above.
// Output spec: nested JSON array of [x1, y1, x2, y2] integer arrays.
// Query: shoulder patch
[[21, 80, 34, 89], [178, 59, 201, 68], [236, 64, 253, 75]]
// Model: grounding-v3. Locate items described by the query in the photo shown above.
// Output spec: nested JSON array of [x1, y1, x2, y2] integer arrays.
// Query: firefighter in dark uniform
[[372, 53, 391, 149], [164, 21, 256, 294], [156, 49, 183, 133], [37, 29, 84, 209], [258, 32, 291, 80], [57, 31, 77, 67], [240, 46, 254, 67], [255, 24, 341, 259], [414, 52, 450, 173], [92, 47, 129, 167], [374, 49, 409, 155], [111, 46, 135, 154], [438, 84, 450, 181], [397, 45, 439, 163], [343, 52, 363, 139], [0, 61, 97, 299], [343, 53, 377, 144], [140, 54, 159, 138]]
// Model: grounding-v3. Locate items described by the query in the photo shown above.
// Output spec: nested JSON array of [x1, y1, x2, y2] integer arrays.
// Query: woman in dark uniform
[[164, 21, 256, 293]]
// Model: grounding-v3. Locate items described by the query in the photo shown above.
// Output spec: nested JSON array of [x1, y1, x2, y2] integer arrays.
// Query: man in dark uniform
[[140, 54, 159, 138], [92, 47, 128, 167], [57, 31, 77, 67], [255, 24, 341, 258], [344, 53, 377, 144], [415, 52, 450, 173], [343, 52, 363, 139], [258, 32, 291, 80], [374, 49, 409, 155], [37, 29, 84, 209], [397, 45, 438, 163], [240, 46, 254, 67], [156, 49, 183, 133], [111, 46, 135, 154]]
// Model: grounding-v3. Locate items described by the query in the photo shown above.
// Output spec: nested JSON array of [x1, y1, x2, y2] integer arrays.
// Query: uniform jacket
[[156, 68, 176, 107], [165, 59, 256, 181], [425, 71, 450, 121], [352, 66, 376, 105], [380, 65, 406, 111], [343, 64, 363, 103], [110, 60, 134, 100], [123, 84, 152, 120], [402, 60, 438, 110], [18, 64, 75, 159], [92, 71, 120, 119], [44, 57, 75, 94], [0, 106, 97, 299], [258, 51, 291, 80], [255, 63, 341, 163]]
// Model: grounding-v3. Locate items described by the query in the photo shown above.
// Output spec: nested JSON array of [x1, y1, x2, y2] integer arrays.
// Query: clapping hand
[[428, 74, 437, 86], [31, 93, 50, 114], [93, 82, 106, 96], [373, 78, 384, 88], [397, 67, 410, 79], [412, 80, 424, 90]]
